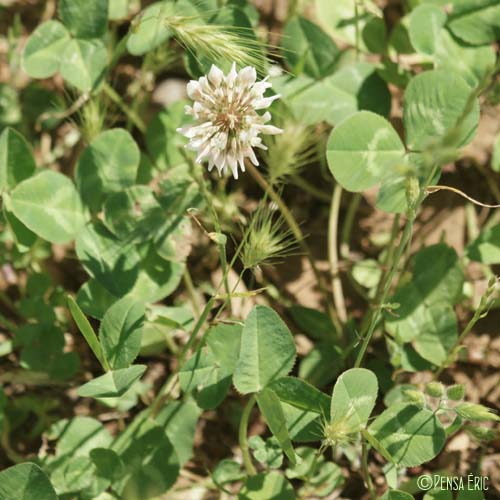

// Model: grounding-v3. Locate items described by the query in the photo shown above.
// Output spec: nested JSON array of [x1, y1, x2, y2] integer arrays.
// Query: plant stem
[[291, 175, 331, 203], [194, 167, 232, 313], [183, 268, 201, 318], [239, 395, 257, 476], [102, 83, 146, 133], [0, 313, 16, 333], [340, 193, 361, 259], [246, 161, 340, 331], [361, 442, 376, 500], [435, 284, 495, 379], [355, 216, 413, 367], [329, 184, 347, 326]]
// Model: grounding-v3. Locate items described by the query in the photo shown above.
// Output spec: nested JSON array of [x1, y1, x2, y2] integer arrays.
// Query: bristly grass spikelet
[[263, 119, 322, 185], [241, 203, 298, 270], [164, 14, 268, 73]]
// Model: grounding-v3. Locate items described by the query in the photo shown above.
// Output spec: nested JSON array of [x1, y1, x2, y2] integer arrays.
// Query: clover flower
[[178, 63, 283, 179]]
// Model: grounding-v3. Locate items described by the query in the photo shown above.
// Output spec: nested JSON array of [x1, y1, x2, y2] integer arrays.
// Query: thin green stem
[[355, 216, 413, 367], [194, 167, 232, 312], [0, 291, 20, 322], [361, 442, 376, 500], [0, 313, 16, 333], [239, 395, 257, 476], [290, 175, 331, 203], [435, 285, 495, 379], [340, 193, 361, 259], [183, 268, 201, 318], [102, 83, 146, 133], [246, 161, 340, 331], [329, 184, 347, 326]]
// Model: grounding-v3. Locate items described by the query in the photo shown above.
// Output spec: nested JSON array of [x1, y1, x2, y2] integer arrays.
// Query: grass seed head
[[241, 204, 297, 270]]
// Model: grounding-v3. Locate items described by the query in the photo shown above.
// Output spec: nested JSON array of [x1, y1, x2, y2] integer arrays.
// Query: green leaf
[[378, 490, 414, 500], [0, 127, 36, 192], [125, 246, 184, 303], [386, 244, 463, 365], [4, 208, 38, 250], [99, 296, 145, 369], [154, 399, 202, 467], [327, 110, 405, 192], [109, 0, 129, 20], [103, 186, 163, 241], [179, 323, 242, 409], [0, 463, 57, 500], [269, 376, 330, 417], [282, 16, 338, 79], [48, 416, 112, 458], [145, 101, 190, 170], [330, 368, 378, 431], [21, 20, 70, 78], [314, 0, 381, 48], [9, 169, 86, 244], [286, 63, 391, 126], [467, 223, 500, 264], [212, 459, 245, 486], [60, 38, 107, 92], [113, 416, 180, 499], [127, 1, 174, 56], [77, 365, 146, 398], [299, 341, 342, 388], [369, 403, 446, 467], [77, 279, 118, 320], [281, 402, 323, 442], [447, 0, 500, 45], [408, 4, 446, 55], [90, 448, 124, 482], [68, 295, 109, 370], [76, 128, 141, 212], [0, 83, 21, 127], [233, 305, 296, 394], [289, 306, 336, 340], [59, 0, 109, 39], [432, 30, 495, 88], [403, 69, 479, 151], [249, 436, 283, 469], [76, 221, 141, 296], [239, 471, 296, 500], [256, 388, 297, 465]]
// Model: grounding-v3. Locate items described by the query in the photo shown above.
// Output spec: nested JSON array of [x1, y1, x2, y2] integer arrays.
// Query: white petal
[[186, 81, 201, 99], [258, 124, 283, 135], [238, 66, 257, 87], [208, 65, 224, 87], [226, 62, 238, 87]]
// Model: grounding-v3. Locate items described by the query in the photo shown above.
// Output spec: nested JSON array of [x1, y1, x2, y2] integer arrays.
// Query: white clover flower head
[[177, 63, 283, 179]]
